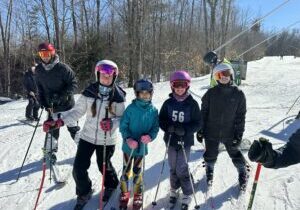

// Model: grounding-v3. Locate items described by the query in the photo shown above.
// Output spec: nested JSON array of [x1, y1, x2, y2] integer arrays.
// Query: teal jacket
[[120, 99, 159, 157]]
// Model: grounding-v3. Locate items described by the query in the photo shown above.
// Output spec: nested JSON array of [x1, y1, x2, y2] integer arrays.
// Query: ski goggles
[[135, 82, 153, 92], [95, 64, 116, 76], [171, 80, 189, 89], [38, 51, 52, 58], [214, 69, 232, 80]]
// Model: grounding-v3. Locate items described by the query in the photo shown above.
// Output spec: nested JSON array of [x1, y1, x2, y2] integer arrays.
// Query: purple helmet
[[170, 70, 191, 83]]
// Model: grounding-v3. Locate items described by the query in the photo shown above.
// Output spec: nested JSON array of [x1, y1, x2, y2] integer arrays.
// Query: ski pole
[[178, 137, 200, 209], [99, 106, 109, 210], [152, 134, 171, 206], [247, 163, 262, 210], [179, 140, 200, 209], [16, 108, 44, 182], [286, 95, 300, 116], [141, 143, 146, 210], [34, 110, 53, 210]]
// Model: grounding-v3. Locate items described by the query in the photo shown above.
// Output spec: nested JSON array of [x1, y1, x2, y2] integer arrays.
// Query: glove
[[43, 119, 56, 132], [167, 125, 175, 133], [29, 91, 35, 97], [100, 118, 113, 131], [248, 137, 276, 165], [55, 118, 64, 128], [174, 125, 185, 136], [196, 130, 204, 143], [141, 135, 152, 144], [126, 138, 138, 149]]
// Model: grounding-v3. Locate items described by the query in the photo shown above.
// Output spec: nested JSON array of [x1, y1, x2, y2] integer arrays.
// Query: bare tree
[[0, 0, 13, 96]]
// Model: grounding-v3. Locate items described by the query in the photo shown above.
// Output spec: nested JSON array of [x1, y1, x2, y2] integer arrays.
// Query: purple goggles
[[95, 64, 116, 75]]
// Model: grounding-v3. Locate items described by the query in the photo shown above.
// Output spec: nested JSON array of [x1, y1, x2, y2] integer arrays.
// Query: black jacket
[[201, 83, 246, 142], [35, 62, 77, 112], [23, 69, 38, 94], [271, 128, 300, 169], [159, 94, 202, 148]]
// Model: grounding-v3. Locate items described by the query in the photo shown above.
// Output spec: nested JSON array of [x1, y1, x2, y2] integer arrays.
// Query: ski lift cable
[[237, 20, 300, 58], [214, 0, 292, 53]]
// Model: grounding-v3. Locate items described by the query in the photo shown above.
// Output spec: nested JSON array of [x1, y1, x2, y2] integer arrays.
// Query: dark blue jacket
[[159, 94, 201, 148]]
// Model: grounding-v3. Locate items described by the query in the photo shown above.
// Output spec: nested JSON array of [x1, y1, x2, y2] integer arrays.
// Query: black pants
[[73, 139, 119, 196], [204, 139, 246, 170], [25, 96, 39, 119]]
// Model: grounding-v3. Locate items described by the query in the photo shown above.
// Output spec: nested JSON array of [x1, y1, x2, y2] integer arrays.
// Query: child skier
[[48, 60, 126, 209], [159, 70, 201, 210], [196, 62, 248, 190], [119, 79, 159, 210]]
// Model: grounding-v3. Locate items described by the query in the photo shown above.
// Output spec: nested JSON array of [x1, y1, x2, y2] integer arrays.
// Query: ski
[[205, 183, 215, 210], [17, 119, 42, 127]]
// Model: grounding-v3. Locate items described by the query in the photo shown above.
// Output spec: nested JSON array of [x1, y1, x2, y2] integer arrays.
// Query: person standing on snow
[[248, 128, 300, 169], [196, 62, 248, 190], [159, 70, 201, 210], [52, 60, 126, 209], [23, 64, 40, 121], [36, 42, 79, 150]]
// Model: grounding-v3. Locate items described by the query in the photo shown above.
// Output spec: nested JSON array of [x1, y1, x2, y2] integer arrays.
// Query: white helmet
[[212, 62, 234, 82], [94, 60, 119, 82]]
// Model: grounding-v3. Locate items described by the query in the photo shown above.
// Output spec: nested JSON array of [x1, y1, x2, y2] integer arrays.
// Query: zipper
[[94, 97, 104, 145]]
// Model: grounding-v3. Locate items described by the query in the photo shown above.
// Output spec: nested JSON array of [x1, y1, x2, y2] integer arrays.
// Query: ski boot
[[133, 193, 143, 210], [74, 189, 93, 210], [181, 194, 191, 210], [169, 188, 178, 209], [206, 167, 214, 186], [119, 191, 130, 210], [239, 170, 249, 191]]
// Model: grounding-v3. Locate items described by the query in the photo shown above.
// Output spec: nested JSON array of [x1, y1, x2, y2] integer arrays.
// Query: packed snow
[[0, 56, 300, 210]]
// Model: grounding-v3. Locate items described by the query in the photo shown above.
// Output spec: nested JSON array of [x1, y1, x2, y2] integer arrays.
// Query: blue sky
[[236, 0, 300, 32]]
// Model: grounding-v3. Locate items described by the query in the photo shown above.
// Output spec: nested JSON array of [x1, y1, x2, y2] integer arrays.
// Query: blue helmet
[[133, 79, 153, 94]]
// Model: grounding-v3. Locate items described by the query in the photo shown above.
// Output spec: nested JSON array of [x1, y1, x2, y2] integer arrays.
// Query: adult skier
[[248, 128, 300, 169], [36, 42, 79, 157], [23, 64, 40, 121], [196, 62, 248, 190]]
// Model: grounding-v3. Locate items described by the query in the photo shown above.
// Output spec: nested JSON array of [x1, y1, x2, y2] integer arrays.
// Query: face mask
[[99, 84, 112, 96]]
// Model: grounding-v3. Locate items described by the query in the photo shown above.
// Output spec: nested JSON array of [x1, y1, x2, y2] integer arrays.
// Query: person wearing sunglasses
[[35, 42, 79, 159], [159, 70, 201, 209], [197, 62, 248, 191], [55, 60, 126, 208], [119, 79, 159, 209]]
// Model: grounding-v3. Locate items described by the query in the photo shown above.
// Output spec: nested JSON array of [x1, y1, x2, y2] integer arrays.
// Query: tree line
[[0, 0, 300, 97]]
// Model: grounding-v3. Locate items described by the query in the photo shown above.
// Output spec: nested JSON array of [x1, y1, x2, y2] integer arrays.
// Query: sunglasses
[[38, 51, 52, 58], [95, 64, 116, 76], [214, 69, 232, 80], [171, 80, 189, 89]]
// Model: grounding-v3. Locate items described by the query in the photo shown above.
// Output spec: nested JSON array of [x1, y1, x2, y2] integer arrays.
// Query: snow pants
[[204, 139, 247, 172], [25, 95, 39, 119], [120, 153, 143, 194], [168, 145, 193, 196], [73, 139, 119, 196]]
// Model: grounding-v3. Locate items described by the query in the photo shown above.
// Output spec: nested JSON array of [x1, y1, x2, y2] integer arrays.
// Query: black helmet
[[203, 51, 218, 65]]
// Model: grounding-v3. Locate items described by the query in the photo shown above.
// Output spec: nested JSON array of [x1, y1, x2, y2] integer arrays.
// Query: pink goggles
[[95, 64, 116, 75]]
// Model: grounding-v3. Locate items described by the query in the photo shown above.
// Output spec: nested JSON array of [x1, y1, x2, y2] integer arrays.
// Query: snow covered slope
[[0, 56, 300, 210]]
